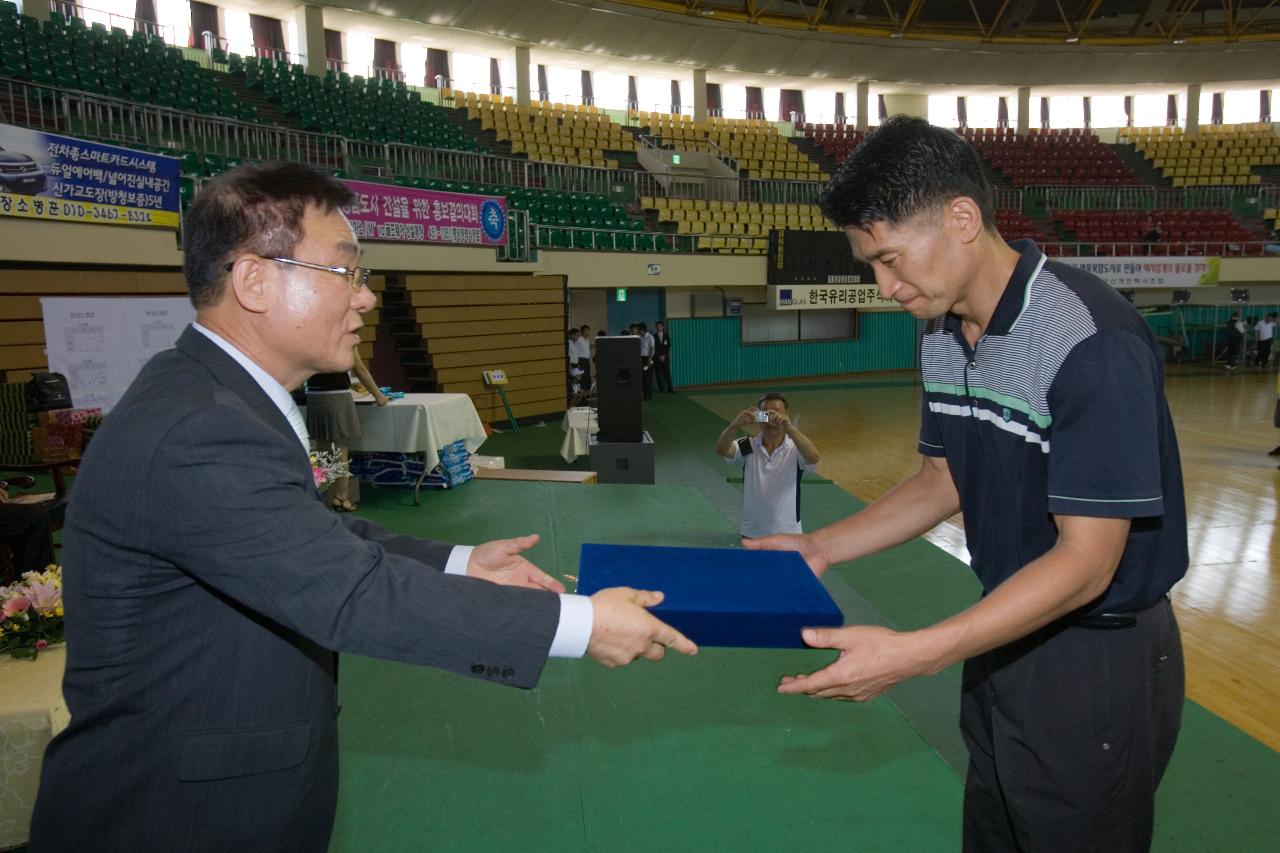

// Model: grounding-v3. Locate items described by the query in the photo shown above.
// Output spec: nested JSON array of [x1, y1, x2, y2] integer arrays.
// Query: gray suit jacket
[[31, 326, 561, 852]]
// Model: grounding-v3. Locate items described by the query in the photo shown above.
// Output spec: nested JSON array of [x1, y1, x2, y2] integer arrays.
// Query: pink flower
[[26, 582, 61, 615], [313, 466, 327, 487], [35, 639, 47, 650], [2, 595, 30, 618]]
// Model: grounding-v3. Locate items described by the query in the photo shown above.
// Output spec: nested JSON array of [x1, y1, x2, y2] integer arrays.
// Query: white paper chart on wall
[[40, 297, 196, 413]]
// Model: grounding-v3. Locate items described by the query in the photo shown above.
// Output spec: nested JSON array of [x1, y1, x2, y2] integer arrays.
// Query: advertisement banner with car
[[0, 123, 181, 228]]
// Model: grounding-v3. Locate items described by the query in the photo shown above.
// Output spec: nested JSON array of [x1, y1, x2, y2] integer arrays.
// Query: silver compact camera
[[753, 409, 772, 423]]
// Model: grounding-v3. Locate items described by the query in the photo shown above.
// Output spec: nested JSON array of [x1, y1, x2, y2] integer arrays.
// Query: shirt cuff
[[444, 545, 473, 575], [548, 594, 593, 658]]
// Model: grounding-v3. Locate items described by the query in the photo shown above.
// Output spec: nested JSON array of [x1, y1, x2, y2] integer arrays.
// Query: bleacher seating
[[643, 196, 832, 254], [0, 8, 253, 122], [1120, 123, 1274, 187], [458, 91, 634, 168], [638, 113, 828, 182], [965, 128, 1138, 186], [799, 123, 865, 164], [992, 210, 1047, 242], [244, 59, 476, 151], [1050, 207, 1258, 254]]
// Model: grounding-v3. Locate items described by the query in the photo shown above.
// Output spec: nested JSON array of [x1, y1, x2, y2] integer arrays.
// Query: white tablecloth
[[0, 646, 68, 850], [312, 393, 487, 473], [560, 407, 598, 463]]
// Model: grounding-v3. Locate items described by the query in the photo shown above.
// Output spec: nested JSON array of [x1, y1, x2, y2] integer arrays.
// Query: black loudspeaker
[[596, 336, 643, 442]]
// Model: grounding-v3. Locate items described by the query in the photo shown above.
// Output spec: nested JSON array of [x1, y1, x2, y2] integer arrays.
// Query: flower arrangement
[[310, 449, 350, 488], [1, 564, 64, 660]]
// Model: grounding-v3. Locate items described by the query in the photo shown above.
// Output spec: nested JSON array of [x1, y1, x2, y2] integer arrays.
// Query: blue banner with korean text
[[0, 123, 181, 228]]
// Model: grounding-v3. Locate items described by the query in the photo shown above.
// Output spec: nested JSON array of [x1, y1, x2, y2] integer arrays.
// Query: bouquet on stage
[[576, 544, 843, 648]]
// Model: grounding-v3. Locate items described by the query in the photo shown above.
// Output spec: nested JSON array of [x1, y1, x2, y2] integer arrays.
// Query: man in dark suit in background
[[653, 320, 673, 393], [30, 163, 696, 853]]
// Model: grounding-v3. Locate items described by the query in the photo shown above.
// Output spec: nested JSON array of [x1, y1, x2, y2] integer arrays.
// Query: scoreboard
[[767, 229, 873, 285]]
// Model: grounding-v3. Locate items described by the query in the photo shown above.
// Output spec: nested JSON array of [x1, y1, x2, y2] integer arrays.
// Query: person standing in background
[[1224, 312, 1244, 370], [576, 325, 593, 392], [1255, 311, 1275, 368], [653, 321, 673, 393], [638, 322, 656, 400]]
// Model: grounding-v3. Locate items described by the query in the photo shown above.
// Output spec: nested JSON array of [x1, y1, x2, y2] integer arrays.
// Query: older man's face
[[264, 205, 374, 381]]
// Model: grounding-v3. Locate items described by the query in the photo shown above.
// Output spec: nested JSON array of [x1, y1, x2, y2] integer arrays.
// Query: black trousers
[[1, 502, 56, 583], [641, 357, 653, 399], [960, 597, 1183, 853], [654, 354, 673, 392], [1256, 338, 1272, 367], [577, 357, 592, 392]]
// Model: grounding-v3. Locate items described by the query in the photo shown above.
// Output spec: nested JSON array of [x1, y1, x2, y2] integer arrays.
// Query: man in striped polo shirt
[[748, 116, 1187, 852]]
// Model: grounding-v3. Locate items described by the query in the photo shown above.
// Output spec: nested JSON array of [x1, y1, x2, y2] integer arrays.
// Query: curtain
[[1039, 97, 1050, 129], [1123, 95, 1133, 127], [745, 86, 763, 119], [1211, 92, 1223, 124], [188, 1, 219, 49], [425, 48, 448, 87], [670, 80, 681, 114], [1167, 94, 1178, 126], [249, 15, 284, 61], [707, 82, 722, 116], [373, 39, 399, 76], [537, 65, 549, 102], [834, 91, 846, 125], [133, 0, 157, 36], [581, 70, 593, 105], [997, 96, 1008, 128], [877, 94, 886, 121], [779, 89, 804, 122], [490, 58, 502, 96], [957, 96, 967, 129], [1083, 96, 1091, 129], [324, 30, 343, 67], [1263, 90, 1272, 123], [627, 76, 638, 112]]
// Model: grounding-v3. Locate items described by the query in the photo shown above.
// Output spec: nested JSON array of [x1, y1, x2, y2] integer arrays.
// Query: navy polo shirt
[[918, 239, 1188, 614]]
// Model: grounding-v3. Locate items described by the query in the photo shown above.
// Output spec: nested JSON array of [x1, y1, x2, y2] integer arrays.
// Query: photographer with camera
[[714, 393, 820, 539]]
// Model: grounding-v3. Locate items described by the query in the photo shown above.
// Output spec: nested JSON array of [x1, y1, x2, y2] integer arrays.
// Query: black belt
[[1074, 594, 1169, 631], [1075, 612, 1137, 629]]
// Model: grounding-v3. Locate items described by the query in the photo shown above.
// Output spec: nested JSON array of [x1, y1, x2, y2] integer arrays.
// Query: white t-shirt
[[1258, 319, 1276, 342], [724, 433, 815, 538]]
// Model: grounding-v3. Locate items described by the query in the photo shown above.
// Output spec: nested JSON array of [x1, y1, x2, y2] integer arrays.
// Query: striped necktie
[[284, 401, 311, 452]]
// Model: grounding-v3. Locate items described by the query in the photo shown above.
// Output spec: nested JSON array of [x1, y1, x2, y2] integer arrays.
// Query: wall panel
[[402, 273, 567, 423]]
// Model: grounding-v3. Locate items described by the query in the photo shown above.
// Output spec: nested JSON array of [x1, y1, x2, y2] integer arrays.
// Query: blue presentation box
[[576, 543, 844, 648]]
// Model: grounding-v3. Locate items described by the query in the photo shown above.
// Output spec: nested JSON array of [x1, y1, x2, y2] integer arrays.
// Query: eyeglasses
[[225, 256, 371, 292]]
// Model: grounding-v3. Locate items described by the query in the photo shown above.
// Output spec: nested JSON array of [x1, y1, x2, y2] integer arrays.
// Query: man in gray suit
[[30, 163, 696, 853]]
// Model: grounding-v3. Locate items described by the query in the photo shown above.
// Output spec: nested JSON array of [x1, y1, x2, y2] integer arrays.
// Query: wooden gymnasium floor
[[686, 363, 1280, 752]]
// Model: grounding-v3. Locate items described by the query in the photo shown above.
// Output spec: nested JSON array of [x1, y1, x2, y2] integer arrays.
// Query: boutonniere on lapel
[[310, 449, 350, 488]]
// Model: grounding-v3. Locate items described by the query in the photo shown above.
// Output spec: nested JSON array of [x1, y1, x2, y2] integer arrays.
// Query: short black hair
[[819, 115, 995, 233], [757, 392, 788, 411], [182, 162, 355, 309]]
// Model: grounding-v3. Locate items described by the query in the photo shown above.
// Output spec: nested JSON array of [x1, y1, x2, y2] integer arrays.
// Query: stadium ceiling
[[299, 0, 1280, 89], [606, 1, 1280, 45]]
